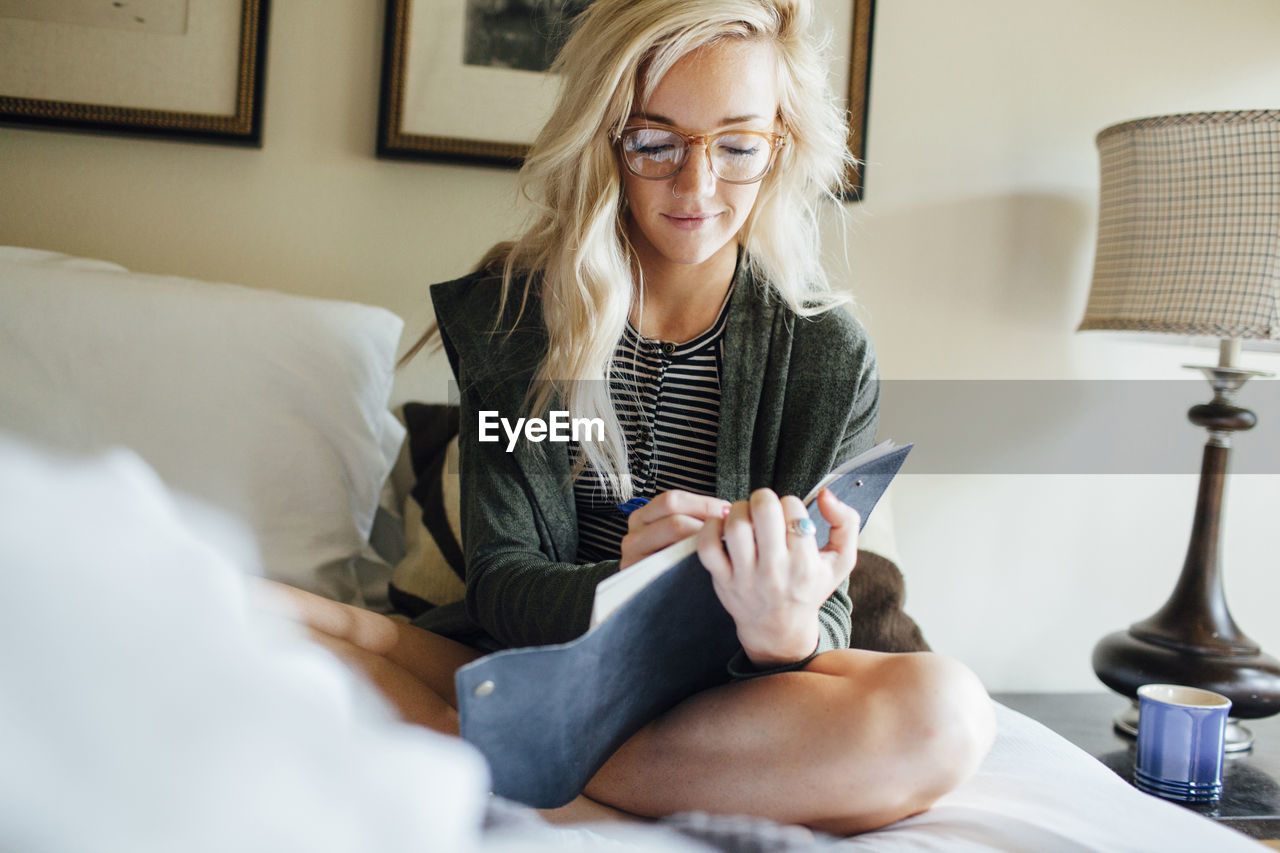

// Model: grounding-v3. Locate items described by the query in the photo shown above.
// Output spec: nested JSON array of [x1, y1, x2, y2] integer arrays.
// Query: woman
[[283, 0, 994, 834]]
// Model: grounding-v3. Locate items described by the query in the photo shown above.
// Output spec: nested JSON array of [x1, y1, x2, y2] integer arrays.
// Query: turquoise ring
[[786, 518, 817, 537]]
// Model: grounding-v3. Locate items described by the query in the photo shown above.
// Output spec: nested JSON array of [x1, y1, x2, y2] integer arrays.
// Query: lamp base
[[1092, 359, 1280, 742], [1111, 700, 1254, 752], [1093, 629, 1280, 721]]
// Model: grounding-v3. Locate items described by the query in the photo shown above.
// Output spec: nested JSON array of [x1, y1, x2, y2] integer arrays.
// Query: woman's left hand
[[695, 487, 860, 668]]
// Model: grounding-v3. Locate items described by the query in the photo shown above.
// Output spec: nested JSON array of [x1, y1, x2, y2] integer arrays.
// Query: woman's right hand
[[619, 490, 731, 569]]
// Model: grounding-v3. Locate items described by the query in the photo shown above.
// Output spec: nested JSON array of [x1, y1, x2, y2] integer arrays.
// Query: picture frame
[[0, 0, 270, 146], [377, 0, 876, 199]]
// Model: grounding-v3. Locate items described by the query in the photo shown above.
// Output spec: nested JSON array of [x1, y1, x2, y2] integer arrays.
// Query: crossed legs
[[262, 580, 995, 834], [585, 649, 994, 835]]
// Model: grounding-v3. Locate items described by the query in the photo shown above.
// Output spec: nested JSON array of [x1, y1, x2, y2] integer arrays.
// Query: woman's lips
[[662, 211, 722, 231]]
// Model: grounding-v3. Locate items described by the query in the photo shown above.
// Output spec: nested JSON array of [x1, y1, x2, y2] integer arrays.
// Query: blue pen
[[616, 497, 650, 516]]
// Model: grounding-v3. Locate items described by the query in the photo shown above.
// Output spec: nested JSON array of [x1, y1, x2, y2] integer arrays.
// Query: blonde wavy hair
[[411, 0, 855, 500]]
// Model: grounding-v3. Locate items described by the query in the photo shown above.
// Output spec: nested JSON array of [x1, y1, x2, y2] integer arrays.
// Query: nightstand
[[994, 692, 1280, 846]]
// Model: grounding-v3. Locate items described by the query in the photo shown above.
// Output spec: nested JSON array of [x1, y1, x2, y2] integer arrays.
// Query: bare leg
[[584, 649, 995, 835], [256, 580, 480, 719], [305, 629, 464, 733]]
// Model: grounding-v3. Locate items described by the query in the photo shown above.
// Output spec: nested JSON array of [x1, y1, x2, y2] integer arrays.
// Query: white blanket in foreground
[[0, 436, 488, 853]]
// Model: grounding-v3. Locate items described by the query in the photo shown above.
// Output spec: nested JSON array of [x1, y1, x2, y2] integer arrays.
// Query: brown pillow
[[391, 403, 928, 653], [848, 551, 929, 653]]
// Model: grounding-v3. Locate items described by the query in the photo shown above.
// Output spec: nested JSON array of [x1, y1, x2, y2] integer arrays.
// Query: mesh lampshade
[[1079, 110, 1280, 340]]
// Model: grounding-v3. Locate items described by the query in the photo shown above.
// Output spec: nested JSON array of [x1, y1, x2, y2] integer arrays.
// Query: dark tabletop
[[994, 691, 1280, 842]]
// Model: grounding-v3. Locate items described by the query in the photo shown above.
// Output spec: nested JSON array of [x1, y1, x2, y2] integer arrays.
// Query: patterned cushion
[[388, 403, 464, 618]]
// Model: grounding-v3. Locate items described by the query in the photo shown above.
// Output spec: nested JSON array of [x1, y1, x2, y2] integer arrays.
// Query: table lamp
[[1079, 110, 1280, 750]]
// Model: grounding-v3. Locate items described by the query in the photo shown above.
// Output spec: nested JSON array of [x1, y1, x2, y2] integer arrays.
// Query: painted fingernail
[[721, 505, 731, 517]]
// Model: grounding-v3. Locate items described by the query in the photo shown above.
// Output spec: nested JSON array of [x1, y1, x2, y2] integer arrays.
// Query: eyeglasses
[[614, 124, 787, 184]]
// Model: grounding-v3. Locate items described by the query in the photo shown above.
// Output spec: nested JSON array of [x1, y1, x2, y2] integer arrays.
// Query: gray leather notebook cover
[[455, 443, 912, 807]]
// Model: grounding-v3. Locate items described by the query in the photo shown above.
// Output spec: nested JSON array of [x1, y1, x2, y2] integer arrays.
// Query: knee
[[801, 651, 994, 835], [881, 653, 996, 808]]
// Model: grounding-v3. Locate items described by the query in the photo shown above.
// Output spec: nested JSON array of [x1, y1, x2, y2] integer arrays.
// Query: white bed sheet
[[504, 700, 1260, 853], [822, 701, 1256, 851], [0, 435, 1257, 853]]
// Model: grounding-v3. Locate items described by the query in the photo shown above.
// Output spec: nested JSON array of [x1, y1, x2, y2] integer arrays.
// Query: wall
[[847, 0, 1280, 691], [2, 0, 1278, 691]]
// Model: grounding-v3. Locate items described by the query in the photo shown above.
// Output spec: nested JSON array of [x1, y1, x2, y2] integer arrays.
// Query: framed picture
[[378, 0, 876, 199], [0, 0, 270, 146]]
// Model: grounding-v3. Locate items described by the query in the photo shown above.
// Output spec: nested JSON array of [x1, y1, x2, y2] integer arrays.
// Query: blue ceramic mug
[[1134, 684, 1232, 802]]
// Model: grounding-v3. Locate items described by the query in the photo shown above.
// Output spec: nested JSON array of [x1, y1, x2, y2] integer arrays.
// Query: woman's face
[[621, 38, 780, 276]]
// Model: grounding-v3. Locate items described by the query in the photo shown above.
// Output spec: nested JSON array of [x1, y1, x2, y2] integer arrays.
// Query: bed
[[0, 246, 1262, 852]]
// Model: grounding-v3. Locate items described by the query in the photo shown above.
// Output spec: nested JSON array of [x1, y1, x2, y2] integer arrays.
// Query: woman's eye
[[636, 146, 682, 166], [627, 131, 682, 157], [715, 136, 762, 158]]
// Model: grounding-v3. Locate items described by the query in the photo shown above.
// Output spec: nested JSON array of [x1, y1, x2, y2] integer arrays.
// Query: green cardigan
[[416, 259, 880, 659]]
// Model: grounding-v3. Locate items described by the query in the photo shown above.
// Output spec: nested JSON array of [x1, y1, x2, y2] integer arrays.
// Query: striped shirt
[[572, 293, 731, 563]]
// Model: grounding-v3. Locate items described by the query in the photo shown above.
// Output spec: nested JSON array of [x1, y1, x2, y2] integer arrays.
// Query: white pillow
[[0, 246, 405, 601]]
